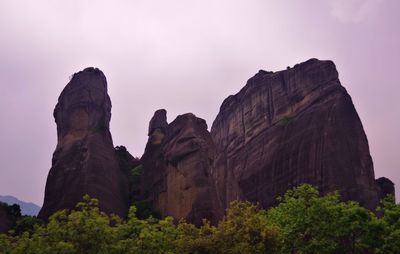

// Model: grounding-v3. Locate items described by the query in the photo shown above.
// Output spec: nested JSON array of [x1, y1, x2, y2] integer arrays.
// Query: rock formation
[[140, 110, 222, 225], [211, 58, 382, 210], [39, 59, 395, 223], [38, 68, 129, 219]]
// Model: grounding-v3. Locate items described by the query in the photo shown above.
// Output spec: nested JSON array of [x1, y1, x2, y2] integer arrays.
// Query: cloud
[[329, 0, 382, 23]]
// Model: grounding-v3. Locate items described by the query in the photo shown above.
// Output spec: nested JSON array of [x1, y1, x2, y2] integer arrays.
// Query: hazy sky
[[0, 0, 399, 205]]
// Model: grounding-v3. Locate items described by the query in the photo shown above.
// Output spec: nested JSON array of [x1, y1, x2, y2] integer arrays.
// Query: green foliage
[[0, 202, 22, 234], [213, 201, 278, 253], [0, 202, 21, 220], [114, 206, 177, 253], [1, 186, 399, 254], [265, 184, 400, 254], [10, 195, 120, 254], [176, 201, 278, 254], [131, 200, 161, 220], [374, 195, 400, 254], [0, 233, 12, 253], [6, 204, 22, 219], [176, 220, 216, 253], [130, 165, 143, 185], [12, 216, 43, 236], [127, 164, 161, 219], [127, 164, 161, 220]]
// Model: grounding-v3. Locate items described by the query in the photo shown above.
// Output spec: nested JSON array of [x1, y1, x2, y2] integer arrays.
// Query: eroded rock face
[[38, 68, 129, 219], [39, 59, 393, 223], [211, 59, 382, 210], [140, 111, 222, 225], [138, 59, 390, 222]]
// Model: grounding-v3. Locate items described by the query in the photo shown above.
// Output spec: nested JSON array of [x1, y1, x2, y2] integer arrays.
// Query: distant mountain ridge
[[0, 195, 41, 216]]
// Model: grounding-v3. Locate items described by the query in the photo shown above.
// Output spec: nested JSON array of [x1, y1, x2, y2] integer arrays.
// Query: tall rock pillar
[[39, 67, 128, 219]]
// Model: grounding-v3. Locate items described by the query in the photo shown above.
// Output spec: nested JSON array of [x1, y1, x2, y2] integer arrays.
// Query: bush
[[1, 186, 399, 254]]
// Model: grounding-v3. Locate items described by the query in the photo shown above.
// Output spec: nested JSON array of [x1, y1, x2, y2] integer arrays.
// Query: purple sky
[[0, 0, 399, 205]]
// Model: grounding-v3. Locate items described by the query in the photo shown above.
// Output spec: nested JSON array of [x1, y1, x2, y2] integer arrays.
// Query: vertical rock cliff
[[140, 110, 222, 225], [39, 59, 394, 223], [211, 59, 382, 210], [38, 68, 129, 219]]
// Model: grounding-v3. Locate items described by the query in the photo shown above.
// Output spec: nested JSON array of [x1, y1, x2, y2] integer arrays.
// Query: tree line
[[0, 184, 399, 254]]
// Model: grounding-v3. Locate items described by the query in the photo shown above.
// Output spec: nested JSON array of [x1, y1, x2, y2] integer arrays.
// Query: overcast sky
[[0, 0, 399, 205]]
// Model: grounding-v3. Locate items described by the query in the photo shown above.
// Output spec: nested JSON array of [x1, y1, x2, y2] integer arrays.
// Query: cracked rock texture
[[211, 58, 383, 210], [141, 111, 222, 225], [38, 68, 129, 219]]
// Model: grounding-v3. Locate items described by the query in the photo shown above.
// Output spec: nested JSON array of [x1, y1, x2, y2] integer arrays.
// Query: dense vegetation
[[0, 202, 21, 223], [0, 185, 399, 254]]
